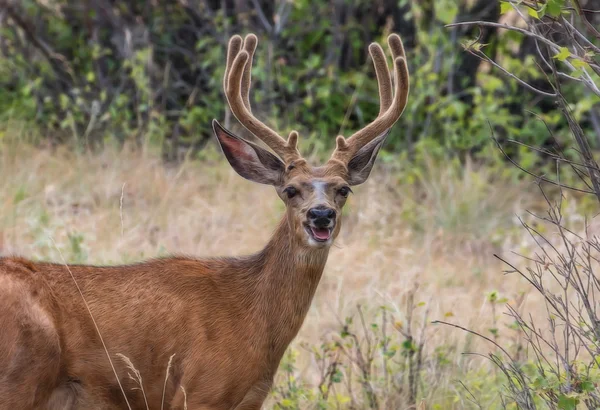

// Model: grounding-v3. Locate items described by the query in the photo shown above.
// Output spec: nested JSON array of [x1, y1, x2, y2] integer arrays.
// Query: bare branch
[[446, 21, 562, 51], [250, 0, 273, 33], [572, 0, 600, 41], [492, 136, 595, 194], [469, 48, 556, 97]]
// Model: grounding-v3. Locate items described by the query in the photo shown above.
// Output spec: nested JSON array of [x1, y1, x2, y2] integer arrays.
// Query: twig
[[446, 21, 562, 51], [250, 0, 273, 33], [572, 0, 600, 41], [3, 2, 75, 91], [469, 48, 556, 97], [120, 183, 126, 238], [180, 386, 188, 410], [433, 320, 517, 364], [161, 354, 176, 410], [116, 353, 150, 409], [492, 136, 595, 194]]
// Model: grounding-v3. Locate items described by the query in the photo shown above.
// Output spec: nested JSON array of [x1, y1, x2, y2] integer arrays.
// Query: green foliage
[[395, 155, 526, 245], [68, 232, 88, 263], [269, 301, 535, 409], [269, 297, 600, 408], [0, 0, 229, 156], [1, 0, 597, 164]]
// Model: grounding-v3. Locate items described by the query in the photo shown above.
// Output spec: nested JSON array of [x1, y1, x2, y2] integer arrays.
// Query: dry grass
[[0, 139, 589, 408]]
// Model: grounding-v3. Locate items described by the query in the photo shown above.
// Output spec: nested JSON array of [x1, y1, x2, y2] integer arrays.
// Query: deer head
[[213, 33, 409, 248]]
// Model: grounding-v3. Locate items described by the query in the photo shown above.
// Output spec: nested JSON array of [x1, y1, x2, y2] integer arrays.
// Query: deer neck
[[252, 216, 330, 351]]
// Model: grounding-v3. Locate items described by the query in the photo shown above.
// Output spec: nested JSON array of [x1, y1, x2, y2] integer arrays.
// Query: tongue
[[311, 227, 331, 240]]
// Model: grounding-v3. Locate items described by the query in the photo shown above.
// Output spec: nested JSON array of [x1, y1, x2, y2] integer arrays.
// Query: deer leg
[[48, 383, 117, 410], [166, 378, 272, 410], [0, 278, 63, 409], [233, 379, 273, 410]]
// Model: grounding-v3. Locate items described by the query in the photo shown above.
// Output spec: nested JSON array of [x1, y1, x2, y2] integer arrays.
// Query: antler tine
[[387, 33, 406, 65], [224, 35, 242, 96], [223, 34, 301, 163], [331, 34, 409, 163], [240, 35, 257, 112], [369, 43, 392, 115]]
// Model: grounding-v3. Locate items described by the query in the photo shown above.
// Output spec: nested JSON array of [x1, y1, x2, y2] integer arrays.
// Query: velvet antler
[[330, 34, 410, 164], [223, 34, 301, 164]]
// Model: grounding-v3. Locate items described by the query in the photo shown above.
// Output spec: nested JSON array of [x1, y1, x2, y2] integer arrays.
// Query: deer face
[[213, 33, 409, 248], [278, 167, 349, 248], [213, 121, 392, 248]]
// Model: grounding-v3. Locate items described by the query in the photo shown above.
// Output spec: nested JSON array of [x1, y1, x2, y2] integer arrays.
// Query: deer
[[0, 32, 409, 410]]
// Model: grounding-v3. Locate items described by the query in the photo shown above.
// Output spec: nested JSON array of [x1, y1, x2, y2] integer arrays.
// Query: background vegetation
[[2, 0, 600, 408], [1, 0, 598, 162]]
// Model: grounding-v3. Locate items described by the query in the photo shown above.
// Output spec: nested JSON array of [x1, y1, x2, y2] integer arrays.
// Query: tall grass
[[0, 136, 585, 408]]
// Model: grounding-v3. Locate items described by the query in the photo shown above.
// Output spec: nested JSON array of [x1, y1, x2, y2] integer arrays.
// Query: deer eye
[[283, 186, 298, 199], [338, 186, 352, 198]]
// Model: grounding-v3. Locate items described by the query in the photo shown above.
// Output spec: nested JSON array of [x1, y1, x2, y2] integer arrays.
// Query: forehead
[[285, 164, 347, 188]]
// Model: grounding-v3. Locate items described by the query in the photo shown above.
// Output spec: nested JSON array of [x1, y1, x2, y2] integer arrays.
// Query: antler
[[224, 34, 301, 164], [330, 34, 410, 163]]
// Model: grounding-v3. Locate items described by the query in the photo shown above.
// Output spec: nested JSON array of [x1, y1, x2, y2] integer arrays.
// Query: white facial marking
[[312, 181, 327, 202], [306, 231, 332, 248]]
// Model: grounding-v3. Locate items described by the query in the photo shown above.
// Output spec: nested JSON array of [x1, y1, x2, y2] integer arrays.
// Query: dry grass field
[[1, 137, 594, 408]]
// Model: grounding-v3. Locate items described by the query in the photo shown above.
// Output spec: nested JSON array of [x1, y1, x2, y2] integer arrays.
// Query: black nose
[[308, 207, 336, 226]]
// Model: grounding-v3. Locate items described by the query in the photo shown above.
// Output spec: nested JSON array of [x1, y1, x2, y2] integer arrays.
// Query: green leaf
[[331, 369, 343, 383], [500, 2, 512, 14], [557, 394, 579, 410], [461, 39, 483, 52], [571, 59, 588, 69], [546, 0, 563, 17], [554, 47, 571, 61], [532, 375, 549, 390], [581, 380, 595, 392], [280, 398, 293, 407], [571, 69, 584, 78], [402, 339, 417, 352], [336, 394, 350, 404], [437, 2, 458, 24], [13, 186, 26, 204], [527, 7, 539, 19]]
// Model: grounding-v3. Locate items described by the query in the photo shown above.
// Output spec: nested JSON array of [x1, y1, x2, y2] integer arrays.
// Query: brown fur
[[0, 32, 409, 410], [0, 159, 350, 409], [0, 216, 330, 409]]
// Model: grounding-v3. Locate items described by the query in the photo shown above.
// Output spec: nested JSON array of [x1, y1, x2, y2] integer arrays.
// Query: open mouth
[[305, 225, 333, 242]]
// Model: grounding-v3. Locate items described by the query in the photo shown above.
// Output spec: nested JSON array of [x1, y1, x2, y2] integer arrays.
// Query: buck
[[0, 33, 409, 409]]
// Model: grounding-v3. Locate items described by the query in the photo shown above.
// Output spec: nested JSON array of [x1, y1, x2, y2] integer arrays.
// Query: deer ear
[[213, 120, 285, 186], [346, 130, 390, 186]]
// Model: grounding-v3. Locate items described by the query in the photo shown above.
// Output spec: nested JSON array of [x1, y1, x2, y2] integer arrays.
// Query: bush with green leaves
[[2, 0, 597, 163]]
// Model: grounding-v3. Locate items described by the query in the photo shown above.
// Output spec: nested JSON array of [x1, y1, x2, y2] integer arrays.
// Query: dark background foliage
[[0, 0, 598, 162]]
